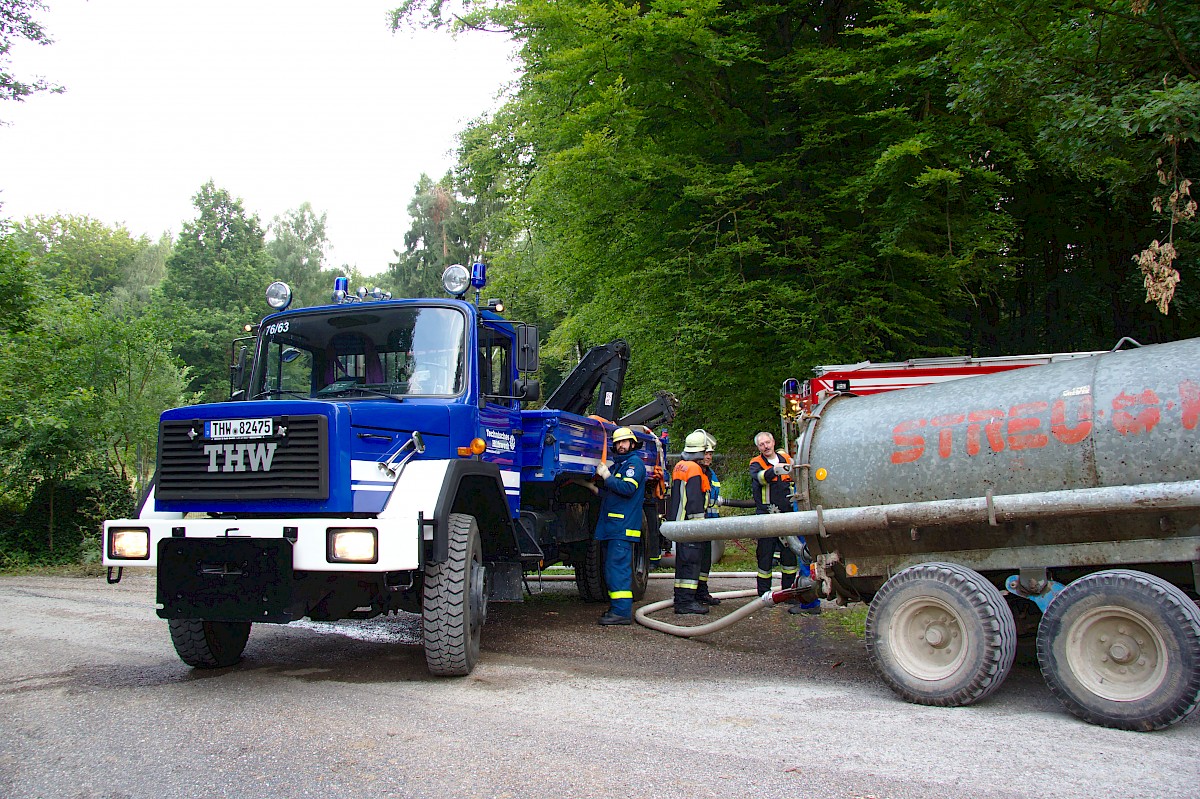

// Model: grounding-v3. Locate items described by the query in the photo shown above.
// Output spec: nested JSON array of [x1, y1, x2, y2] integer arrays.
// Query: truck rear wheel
[[167, 619, 251, 668], [576, 539, 606, 602], [578, 533, 651, 602], [866, 562, 1016, 706], [423, 512, 486, 676], [1036, 569, 1200, 731]]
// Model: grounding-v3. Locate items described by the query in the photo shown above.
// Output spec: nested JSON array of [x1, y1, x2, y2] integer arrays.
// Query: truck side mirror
[[516, 324, 539, 373], [229, 345, 249, 401], [514, 377, 541, 403]]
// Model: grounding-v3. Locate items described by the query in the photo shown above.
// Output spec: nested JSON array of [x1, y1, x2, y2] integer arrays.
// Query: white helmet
[[683, 429, 709, 453]]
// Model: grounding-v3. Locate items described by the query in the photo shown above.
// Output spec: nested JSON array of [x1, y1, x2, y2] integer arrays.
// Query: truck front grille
[[156, 415, 329, 501]]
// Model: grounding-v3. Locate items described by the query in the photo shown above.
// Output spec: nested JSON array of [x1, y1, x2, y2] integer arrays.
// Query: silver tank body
[[800, 337, 1200, 508]]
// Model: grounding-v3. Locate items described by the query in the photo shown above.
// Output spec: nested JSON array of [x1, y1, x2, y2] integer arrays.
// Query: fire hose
[[634, 583, 817, 637]]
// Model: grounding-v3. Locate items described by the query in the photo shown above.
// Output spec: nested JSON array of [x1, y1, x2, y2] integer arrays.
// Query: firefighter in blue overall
[[670, 430, 713, 614], [594, 426, 647, 626]]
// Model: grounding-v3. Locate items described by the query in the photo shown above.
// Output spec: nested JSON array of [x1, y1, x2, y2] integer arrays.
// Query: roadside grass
[[826, 603, 868, 637], [0, 562, 107, 578]]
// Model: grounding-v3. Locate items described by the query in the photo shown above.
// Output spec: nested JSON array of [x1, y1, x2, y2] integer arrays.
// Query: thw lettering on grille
[[203, 442, 278, 472]]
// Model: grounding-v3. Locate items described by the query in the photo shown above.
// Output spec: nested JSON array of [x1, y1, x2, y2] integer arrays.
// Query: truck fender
[[429, 460, 520, 565]]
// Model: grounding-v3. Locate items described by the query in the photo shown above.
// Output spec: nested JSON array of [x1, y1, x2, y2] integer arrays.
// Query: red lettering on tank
[[891, 419, 926, 464], [1007, 402, 1048, 450], [1111, 389, 1161, 435], [966, 409, 1006, 455], [1051, 395, 1092, 444], [1180, 380, 1200, 431], [930, 414, 966, 458]]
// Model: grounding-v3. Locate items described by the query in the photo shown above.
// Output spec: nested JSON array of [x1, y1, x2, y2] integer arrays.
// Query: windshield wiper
[[320, 386, 405, 402], [252, 389, 311, 400]]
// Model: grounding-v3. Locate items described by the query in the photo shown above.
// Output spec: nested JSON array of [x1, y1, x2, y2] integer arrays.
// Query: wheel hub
[[891, 600, 967, 680], [1065, 606, 1166, 701]]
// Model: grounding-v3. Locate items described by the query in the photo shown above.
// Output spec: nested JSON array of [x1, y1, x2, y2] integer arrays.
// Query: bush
[[0, 468, 134, 566]]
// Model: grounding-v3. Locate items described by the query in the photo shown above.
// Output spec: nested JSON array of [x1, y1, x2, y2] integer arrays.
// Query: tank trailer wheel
[[866, 562, 1016, 707], [167, 619, 251, 668], [423, 512, 486, 676], [1036, 569, 1200, 731]]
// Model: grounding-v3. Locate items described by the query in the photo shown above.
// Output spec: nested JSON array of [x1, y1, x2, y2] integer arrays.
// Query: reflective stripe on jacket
[[595, 450, 647, 541], [750, 450, 793, 512], [668, 459, 709, 522]]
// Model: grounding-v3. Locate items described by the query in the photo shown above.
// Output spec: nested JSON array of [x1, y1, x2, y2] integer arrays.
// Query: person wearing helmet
[[696, 431, 721, 607], [750, 431, 821, 614], [668, 429, 713, 615], [593, 426, 647, 626]]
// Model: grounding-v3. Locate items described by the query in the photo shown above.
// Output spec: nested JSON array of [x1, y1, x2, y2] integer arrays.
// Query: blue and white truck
[[103, 265, 675, 676]]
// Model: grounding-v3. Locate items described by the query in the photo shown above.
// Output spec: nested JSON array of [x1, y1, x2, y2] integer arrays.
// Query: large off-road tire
[[1036, 569, 1200, 731], [578, 529, 652, 602], [576, 539, 607, 603], [866, 562, 1016, 707], [167, 619, 251, 668], [423, 512, 486, 676]]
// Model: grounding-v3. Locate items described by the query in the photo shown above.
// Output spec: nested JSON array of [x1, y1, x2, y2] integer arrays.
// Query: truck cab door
[[477, 326, 522, 516]]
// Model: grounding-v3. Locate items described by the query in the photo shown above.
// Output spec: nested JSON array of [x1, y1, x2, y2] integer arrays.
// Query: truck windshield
[[251, 305, 467, 400]]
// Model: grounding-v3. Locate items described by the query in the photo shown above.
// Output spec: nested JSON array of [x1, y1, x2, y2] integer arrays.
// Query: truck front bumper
[[156, 537, 303, 623]]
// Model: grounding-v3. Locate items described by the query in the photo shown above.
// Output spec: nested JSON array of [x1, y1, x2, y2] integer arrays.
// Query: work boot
[[674, 600, 710, 615], [598, 611, 632, 626], [788, 601, 822, 616], [696, 592, 721, 606]]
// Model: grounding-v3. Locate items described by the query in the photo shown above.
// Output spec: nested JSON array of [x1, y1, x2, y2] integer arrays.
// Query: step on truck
[[663, 337, 1200, 730], [103, 265, 675, 676]]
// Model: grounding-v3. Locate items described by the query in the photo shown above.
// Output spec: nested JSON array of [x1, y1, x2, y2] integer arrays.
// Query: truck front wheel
[[1036, 569, 1200, 731], [167, 619, 251, 668], [423, 512, 486, 676], [866, 562, 1016, 707]]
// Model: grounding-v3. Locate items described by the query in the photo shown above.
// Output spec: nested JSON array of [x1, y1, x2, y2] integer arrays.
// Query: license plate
[[205, 417, 273, 440]]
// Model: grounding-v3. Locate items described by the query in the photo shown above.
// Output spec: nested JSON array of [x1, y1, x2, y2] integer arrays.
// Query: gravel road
[[1, 572, 1197, 799]]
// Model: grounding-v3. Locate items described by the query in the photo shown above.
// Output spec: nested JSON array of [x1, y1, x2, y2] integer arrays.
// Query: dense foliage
[[394, 0, 1198, 442]]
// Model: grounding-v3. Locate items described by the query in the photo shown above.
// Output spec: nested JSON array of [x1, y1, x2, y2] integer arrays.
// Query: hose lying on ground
[[634, 585, 808, 638]]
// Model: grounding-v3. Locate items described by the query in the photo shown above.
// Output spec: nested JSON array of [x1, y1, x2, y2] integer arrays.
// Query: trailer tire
[[167, 619, 251, 668], [866, 562, 1016, 707], [423, 512, 485, 676], [1036, 569, 1200, 731]]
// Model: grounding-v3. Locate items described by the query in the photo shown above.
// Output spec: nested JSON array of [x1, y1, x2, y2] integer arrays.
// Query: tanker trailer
[[662, 337, 1200, 731]]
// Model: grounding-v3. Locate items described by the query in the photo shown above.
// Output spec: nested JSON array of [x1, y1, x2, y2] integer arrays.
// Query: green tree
[[0, 223, 36, 333], [388, 173, 474, 298], [161, 181, 272, 399], [13, 214, 147, 295], [162, 181, 273, 309], [0, 295, 189, 559], [267, 202, 330, 307], [0, 0, 63, 112]]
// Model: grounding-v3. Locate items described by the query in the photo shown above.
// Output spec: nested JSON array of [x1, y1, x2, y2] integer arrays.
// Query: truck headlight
[[109, 528, 151, 560], [328, 528, 378, 564]]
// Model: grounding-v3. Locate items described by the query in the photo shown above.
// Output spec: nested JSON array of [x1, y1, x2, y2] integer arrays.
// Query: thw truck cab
[[104, 266, 672, 676]]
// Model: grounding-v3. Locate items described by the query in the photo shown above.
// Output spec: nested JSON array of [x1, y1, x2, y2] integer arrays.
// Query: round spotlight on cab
[[441, 264, 471, 298], [266, 281, 293, 310]]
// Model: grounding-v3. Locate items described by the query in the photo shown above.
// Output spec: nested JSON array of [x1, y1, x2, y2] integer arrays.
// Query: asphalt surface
[[1, 572, 1198, 799]]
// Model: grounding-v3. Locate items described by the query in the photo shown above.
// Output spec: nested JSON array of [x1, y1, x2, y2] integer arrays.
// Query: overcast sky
[[0, 0, 519, 275]]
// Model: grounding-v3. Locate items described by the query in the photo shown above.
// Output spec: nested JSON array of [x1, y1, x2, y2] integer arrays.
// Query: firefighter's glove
[[595, 462, 611, 480], [715, 496, 726, 507], [772, 463, 792, 476]]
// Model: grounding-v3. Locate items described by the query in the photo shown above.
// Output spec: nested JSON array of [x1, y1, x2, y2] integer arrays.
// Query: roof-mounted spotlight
[[266, 281, 292, 311], [442, 264, 471, 298]]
